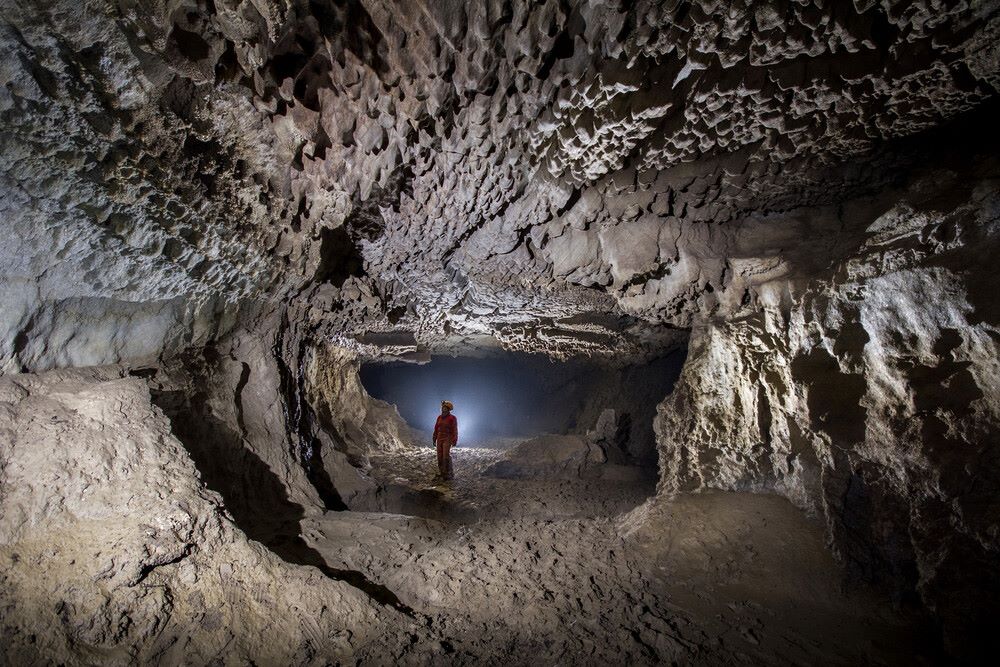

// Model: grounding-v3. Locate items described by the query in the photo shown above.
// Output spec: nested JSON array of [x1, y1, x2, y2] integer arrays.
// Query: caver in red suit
[[433, 400, 458, 479]]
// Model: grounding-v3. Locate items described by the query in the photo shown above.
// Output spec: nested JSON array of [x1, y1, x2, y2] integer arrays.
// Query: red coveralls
[[433, 413, 458, 478]]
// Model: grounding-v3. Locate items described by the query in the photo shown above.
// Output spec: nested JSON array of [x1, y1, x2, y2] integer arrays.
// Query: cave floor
[[298, 445, 931, 665], [364, 444, 655, 522]]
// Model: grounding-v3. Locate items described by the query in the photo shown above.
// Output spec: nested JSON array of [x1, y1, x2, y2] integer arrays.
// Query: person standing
[[433, 400, 458, 479]]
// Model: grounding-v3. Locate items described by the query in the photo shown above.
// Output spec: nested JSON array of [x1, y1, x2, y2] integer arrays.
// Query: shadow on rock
[[149, 387, 414, 616]]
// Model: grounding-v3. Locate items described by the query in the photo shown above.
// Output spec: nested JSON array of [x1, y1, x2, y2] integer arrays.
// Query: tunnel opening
[[359, 349, 686, 466], [351, 348, 688, 524]]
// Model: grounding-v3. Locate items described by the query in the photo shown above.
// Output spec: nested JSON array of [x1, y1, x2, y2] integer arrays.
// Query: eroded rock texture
[[0, 368, 430, 664], [656, 137, 1000, 658], [5, 0, 998, 366], [2, 0, 1000, 663]]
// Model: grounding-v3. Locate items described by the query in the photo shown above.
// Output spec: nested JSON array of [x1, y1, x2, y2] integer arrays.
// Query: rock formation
[[0, 367, 430, 663], [656, 135, 1000, 658], [2, 0, 999, 663]]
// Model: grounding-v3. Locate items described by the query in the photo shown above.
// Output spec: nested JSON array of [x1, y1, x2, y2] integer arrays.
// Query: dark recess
[[314, 225, 365, 286], [141, 354, 412, 615], [169, 24, 211, 63]]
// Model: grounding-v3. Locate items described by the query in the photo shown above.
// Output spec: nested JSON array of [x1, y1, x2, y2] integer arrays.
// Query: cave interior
[[2, 0, 1000, 665]]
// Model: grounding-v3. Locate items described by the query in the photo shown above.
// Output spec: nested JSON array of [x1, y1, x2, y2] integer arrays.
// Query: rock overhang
[[2, 0, 999, 364]]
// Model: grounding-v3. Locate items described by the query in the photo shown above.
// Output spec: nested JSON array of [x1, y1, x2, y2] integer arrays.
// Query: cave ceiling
[[3, 0, 999, 360]]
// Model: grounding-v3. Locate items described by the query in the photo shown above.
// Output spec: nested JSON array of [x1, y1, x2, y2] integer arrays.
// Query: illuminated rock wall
[[655, 149, 1000, 659]]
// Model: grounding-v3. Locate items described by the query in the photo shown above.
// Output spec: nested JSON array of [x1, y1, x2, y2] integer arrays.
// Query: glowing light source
[[360, 354, 589, 446]]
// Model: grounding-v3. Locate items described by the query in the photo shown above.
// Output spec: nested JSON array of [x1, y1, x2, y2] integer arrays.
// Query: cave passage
[[361, 353, 606, 443], [360, 351, 686, 452], [5, 0, 1000, 663]]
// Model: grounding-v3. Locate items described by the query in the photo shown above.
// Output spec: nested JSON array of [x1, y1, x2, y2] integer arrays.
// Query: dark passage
[[360, 350, 686, 463], [144, 360, 414, 616]]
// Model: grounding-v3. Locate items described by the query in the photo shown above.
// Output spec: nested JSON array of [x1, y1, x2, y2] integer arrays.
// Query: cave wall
[[0, 365, 426, 664], [572, 351, 687, 465], [0, 0, 285, 373], [2, 0, 1000, 659], [140, 306, 410, 516], [146, 308, 329, 524], [305, 344, 418, 462], [301, 343, 427, 507], [655, 156, 1000, 658]]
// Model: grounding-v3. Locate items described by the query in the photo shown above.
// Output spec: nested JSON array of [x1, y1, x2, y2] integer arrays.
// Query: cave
[[2, 1, 999, 665], [359, 351, 684, 451]]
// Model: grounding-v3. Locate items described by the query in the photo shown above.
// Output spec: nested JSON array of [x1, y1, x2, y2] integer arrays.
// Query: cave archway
[[359, 349, 687, 466]]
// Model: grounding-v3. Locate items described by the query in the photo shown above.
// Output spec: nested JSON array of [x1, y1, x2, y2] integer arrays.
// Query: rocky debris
[[0, 366, 430, 665], [0, 363, 942, 665], [481, 430, 654, 483], [2, 0, 1000, 661], [484, 434, 606, 479], [311, 444, 926, 665], [587, 408, 628, 459], [571, 350, 687, 464], [620, 491, 928, 665], [362, 446, 507, 520], [147, 322, 330, 518]]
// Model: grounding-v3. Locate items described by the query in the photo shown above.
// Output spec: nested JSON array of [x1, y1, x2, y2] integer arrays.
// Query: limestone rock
[[4, 0, 998, 365], [484, 434, 605, 479], [654, 151, 1000, 659], [2, 0, 1000, 660], [0, 367, 425, 664]]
